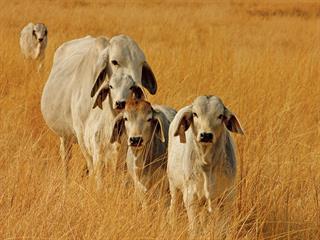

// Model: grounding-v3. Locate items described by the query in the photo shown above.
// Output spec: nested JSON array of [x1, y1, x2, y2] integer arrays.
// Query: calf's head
[[110, 99, 165, 148], [174, 96, 244, 144], [93, 75, 144, 111], [91, 35, 157, 103]]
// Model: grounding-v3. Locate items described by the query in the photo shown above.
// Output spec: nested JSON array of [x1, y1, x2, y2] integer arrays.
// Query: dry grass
[[1, 0, 320, 239]]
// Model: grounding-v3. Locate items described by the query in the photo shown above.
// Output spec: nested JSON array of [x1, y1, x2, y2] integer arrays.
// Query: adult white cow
[[41, 35, 157, 182]]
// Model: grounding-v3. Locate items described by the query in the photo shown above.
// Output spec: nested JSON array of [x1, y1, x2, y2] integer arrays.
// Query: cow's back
[[40, 36, 102, 138]]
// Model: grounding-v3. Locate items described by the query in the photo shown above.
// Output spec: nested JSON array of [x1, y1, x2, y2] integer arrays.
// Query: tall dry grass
[[0, 0, 320, 239]]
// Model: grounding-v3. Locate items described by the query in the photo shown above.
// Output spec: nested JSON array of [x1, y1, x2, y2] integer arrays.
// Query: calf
[[167, 96, 244, 234], [110, 99, 176, 199]]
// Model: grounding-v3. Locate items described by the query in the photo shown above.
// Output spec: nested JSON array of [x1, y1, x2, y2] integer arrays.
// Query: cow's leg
[[76, 135, 94, 177], [183, 188, 198, 238], [202, 168, 214, 213], [168, 181, 178, 226], [59, 137, 73, 183], [92, 145, 105, 191], [108, 143, 122, 172], [37, 59, 44, 73], [133, 167, 147, 207]]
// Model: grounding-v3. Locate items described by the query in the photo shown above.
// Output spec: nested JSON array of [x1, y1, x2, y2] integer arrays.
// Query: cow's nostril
[[206, 133, 213, 140], [115, 101, 126, 110], [129, 137, 143, 146], [199, 132, 213, 142], [38, 38, 43, 42]]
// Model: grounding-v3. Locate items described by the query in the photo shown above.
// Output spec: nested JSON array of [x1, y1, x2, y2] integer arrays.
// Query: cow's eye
[[109, 85, 113, 89], [111, 60, 119, 66], [124, 117, 128, 121], [147, 118, 152, 122], [192, 112, 198, 118], [218, 114, 224, 120]]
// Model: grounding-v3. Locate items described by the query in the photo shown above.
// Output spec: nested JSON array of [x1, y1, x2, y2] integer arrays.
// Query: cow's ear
[[91, 39, 110, 97], [91, 67, 108, 98], [130, 85, 145, 100], [110, 113, 125, 144], [152, 110, 166, 143], [174, 107, 193, 143], [141, 61, 157, 95], [93, 86, 109, 109], [223, 107, 244, 135]]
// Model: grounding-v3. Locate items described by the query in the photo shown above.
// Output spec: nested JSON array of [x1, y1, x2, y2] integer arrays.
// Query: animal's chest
[[189, 170, 206, 199], [188, 162, 233, 200]]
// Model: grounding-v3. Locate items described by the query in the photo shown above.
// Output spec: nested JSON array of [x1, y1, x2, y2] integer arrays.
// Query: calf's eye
[[109, 85, 113, 89], [111, 60, 119, 66], [124, 117, 128, 121], [147, 118, 152, 122], [192, 112, 198, 118], [218, 114, 224, 120]]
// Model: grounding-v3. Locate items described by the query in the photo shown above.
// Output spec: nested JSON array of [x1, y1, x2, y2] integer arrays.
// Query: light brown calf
[[111, 99, 176, 200]]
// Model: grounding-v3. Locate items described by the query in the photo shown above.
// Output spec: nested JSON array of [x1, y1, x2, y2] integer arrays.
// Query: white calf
[[167, 95, 244, 235]]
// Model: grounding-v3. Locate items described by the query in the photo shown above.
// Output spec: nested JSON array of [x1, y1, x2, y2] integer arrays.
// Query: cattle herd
[[20, 22, 244, 236]]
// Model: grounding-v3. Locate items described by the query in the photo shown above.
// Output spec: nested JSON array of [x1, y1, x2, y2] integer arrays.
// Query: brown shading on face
[[123, 100, 154, 147]]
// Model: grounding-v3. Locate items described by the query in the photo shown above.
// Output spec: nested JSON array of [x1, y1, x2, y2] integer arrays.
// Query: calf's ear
[[110, 113, 125, 144], [153, 110, 166, 143], [130, 85, 145, 100], [223, 107, 244, 135], [93, 86, 109, 110], [174, 107, 193, 143]]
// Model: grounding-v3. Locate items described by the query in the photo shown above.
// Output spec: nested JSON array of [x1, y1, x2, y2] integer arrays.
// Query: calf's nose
[[129, 137, 143, 147], [115, 101, 126, 110], [199, 132, 213, 143]]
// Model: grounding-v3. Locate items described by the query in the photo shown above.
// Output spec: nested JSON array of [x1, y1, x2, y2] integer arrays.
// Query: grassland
[[0, 0, 320, 239]]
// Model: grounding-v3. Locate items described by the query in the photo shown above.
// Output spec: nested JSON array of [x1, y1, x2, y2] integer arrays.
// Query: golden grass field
[[1, 0, 320, 239]]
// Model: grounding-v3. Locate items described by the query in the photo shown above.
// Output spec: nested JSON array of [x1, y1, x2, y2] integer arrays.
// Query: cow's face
[[174, 96, 244, 144], [90, 35, 157, 103]]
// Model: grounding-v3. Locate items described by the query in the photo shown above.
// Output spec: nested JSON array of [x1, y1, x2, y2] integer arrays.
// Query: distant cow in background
[[20, 22, 48, 70]]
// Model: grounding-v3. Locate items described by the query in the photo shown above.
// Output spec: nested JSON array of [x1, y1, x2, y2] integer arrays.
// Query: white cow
[[41, 35, 157, 183], [110, 99, 176, 200], [20, 22, 48, 70], [167, 96, 244, 235]]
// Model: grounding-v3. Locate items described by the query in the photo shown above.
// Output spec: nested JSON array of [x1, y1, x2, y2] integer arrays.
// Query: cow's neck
[[33, 43, 41, 59], [130, 139, 153, 168], [193, 130, 227, 211]]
